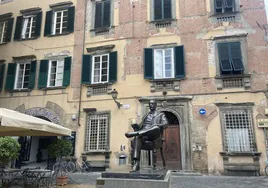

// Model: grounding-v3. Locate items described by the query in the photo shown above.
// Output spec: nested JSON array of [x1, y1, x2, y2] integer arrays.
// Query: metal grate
[[155, 22, 172, 29], [155, 82, 174, 91], [94, 28, 110, 36], [85, 114, 108, 152], [217, 15, 236, 22], [221, 110, 255, 152], [92, 85, 108, 95], [222, 78, 244, 88]]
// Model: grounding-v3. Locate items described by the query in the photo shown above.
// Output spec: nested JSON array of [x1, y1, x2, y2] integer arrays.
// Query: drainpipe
[[77, 0, 88, 126]]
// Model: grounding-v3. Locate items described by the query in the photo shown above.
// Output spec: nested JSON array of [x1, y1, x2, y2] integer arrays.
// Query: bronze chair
[[130, 128, 166, 169]]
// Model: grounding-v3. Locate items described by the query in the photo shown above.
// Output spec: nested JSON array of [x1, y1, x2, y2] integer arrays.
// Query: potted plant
[[48, 139, 73, 186], [0, 137, 20, 168]]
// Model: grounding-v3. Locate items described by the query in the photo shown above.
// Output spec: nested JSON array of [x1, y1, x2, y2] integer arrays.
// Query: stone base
[[96, 169, 171, 188]]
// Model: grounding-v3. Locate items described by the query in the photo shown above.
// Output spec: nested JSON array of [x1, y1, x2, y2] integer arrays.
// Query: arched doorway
[[157, 111, 181, 170]]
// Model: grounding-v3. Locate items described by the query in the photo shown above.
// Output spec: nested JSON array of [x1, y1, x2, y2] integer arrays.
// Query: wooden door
[[157, 125, 181, 170]]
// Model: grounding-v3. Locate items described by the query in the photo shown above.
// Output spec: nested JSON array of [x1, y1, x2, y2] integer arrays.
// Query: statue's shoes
[[125, 132, 139, 138]]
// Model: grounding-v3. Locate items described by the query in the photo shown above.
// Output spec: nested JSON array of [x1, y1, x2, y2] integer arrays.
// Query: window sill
[[0, 42, 8, 45], [220, 151, 261, 157], [82, 151, 111, 155], [45, 32, 72, 37], [90, 26, 114, 36], [10, 89, 32, 93], [15, 37, 38, 41], [42, 86, 67, 90], [215, 74, 250, 79], [150, 78, 185, 82], [210, 11, 240, 17], [148, 19, 177, 24]]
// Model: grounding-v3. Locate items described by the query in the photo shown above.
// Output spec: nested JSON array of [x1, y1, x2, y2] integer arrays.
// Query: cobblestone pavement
[[66, 172, 268, 188]]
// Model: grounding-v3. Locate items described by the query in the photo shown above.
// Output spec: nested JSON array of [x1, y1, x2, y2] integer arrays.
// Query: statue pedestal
[[96, 168, 171, 188]]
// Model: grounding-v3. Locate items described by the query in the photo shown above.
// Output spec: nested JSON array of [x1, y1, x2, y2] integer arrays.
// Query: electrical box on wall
[[265, 109, 268, 115]]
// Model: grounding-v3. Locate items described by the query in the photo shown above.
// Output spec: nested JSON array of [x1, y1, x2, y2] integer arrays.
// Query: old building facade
[[1, 0, 268, 175]]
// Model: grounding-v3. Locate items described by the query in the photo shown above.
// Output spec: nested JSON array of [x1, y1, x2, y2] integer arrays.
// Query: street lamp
[[111, 89, 122, 109]]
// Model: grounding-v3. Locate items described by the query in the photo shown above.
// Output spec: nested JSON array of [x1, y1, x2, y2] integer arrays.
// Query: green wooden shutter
[[44, 11, 52, 36], [218, 43, 232, 72], [67, 6, 75, 33], [38, 60, 48, 89], [230, 42, 244, 71], [103, 1, 111, 27], [63, 57, 72, 87], [164, 0, 172, 19], [14, 16, 23, 41], [5, 63, 16, 90], [82, 55, 91, 84], [0, 64, 6, 91], [95, 2, 102, 28], [174, 46, 185, 78], [6, 18, 14, 42], [144, 48, 154, 79], [109, 51, 117, 83], [28, 61, 36, 89], [154, 0, 162, 20], [35, 12, 42, 37]]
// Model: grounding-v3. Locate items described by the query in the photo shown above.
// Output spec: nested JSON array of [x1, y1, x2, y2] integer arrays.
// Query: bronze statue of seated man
[[125, 99, 168, 172]]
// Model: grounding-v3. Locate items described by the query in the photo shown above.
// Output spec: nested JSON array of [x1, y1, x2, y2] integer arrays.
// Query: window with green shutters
[[94, 1, 111, 29], [154, 0, 172, 21], [0, 64, 5, 91], [0, 18, 13, 43], [217, 42, 244, 75], [82, 52, 117, 85], [5, 61, 37, 91], [144, 46, 185, 80], [14, 12, 42, 41], [44, 6, 75, 36], [38, 57, 72, 89]]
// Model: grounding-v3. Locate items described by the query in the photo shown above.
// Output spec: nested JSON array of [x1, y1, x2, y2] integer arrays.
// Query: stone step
[[171, 170, 202, 176]]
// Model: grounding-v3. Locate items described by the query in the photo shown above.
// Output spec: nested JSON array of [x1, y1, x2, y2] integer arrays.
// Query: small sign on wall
[[257, 119, 268, 128]]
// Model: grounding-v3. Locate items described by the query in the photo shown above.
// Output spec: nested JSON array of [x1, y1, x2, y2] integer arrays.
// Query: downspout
[[78, 0, 88, 126]]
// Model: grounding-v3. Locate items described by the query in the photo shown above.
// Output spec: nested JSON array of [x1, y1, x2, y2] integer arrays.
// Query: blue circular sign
[[199, 108, 206, 115]]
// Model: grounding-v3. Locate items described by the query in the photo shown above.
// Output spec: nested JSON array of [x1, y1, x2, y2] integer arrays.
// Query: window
[[144, 46, 185, 80], [85, 114, 109, 151], [154, 48, 174, 79], [81, 52, 117, 85], [92, 54, 109, 84], [14, 63, 31, 89], [52, 10, 68, 35], [221, 109, 255, 152], [154, 0, 172, 21], [94, 0, 111, 29], [21, 15, 36, 39], [218, 42, 244, 75], [0, 20, 8, 43], [47, 60, 64, 87], [215, 0, 235, 13]]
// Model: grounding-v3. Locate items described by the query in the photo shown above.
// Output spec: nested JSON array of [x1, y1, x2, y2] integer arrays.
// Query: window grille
[[85, 114, 108, 152], [221, 109, 255, 152], [222, 78, 244, 88], [92, 85, 108, 95], [155, 22, 172, 29], [217, 15, 236, 22], [94, 28, 110, 36], [155, 81, 173, 91]]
